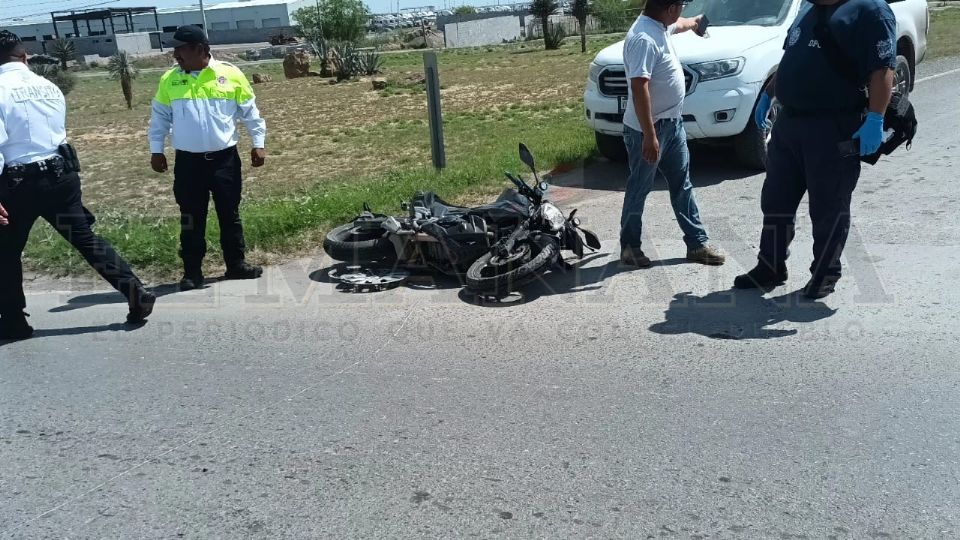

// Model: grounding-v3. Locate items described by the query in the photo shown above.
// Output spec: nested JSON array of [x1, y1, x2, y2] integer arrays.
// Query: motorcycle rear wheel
[[466, 239, 558, 295], [323, 223, 396, 263]]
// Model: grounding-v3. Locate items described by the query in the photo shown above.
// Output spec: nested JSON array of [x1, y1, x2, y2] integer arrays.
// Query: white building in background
[[151, 0, 314, 33], [0, 0, 314, 42]]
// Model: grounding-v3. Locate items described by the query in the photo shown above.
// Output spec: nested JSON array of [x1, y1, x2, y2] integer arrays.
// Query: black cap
[[168, 25, 208, 48], [646, 0, 684, 6]]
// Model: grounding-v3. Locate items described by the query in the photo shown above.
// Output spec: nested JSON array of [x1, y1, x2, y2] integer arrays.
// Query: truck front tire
[[735, 119, 769, 171], [894, 54, 911, 99], [735, 91, 781, 171], [595, 132, 628, 162]]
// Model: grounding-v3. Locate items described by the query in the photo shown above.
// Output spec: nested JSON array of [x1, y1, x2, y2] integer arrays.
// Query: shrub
[[30, 64, 76, 95], [50, 38, 76, 69], [332, 42, 361, 81], [544, 23, 566, 49], [359, 49, 383, 75], [106, 50, 139, 109]]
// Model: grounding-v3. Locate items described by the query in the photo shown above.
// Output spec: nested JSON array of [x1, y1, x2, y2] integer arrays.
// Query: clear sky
[[0, 0, 480, 22]]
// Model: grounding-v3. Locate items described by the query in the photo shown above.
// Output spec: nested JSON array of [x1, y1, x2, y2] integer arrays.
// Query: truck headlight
[[588, 62, 604, 83], [689, 57, 744, 82]]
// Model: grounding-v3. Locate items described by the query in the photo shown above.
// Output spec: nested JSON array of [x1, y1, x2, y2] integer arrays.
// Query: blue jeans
[[620, 121, 709, 251]]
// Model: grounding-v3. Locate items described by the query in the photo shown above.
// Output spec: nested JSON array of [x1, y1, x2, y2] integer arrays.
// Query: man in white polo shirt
[[619, 0, 725, 268]]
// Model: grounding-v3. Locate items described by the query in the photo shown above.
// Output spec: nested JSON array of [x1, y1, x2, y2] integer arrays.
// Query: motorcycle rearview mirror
[[519, 143, 536, 173], [582, 228, 602, 250]]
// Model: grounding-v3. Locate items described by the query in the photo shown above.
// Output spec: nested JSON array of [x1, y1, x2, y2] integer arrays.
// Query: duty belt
[[1, 156, 67, 189], [780, 106, 864, 119]]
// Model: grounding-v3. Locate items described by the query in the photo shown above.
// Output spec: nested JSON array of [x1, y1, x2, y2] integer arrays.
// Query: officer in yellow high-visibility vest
[[148, 25, 267, 291]]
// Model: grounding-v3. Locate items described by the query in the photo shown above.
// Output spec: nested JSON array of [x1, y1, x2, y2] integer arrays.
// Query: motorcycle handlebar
[[504, 171, 526, 191], [504, 172, 541, 203]]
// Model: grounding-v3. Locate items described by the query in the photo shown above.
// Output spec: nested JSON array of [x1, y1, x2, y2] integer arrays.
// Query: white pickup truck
[[583, 0, 929, 168]]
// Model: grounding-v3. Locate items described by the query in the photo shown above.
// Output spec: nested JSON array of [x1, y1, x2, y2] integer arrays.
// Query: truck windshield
[[682, 0, 794, 27]]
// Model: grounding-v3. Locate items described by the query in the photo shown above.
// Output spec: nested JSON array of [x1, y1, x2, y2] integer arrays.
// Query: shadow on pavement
[[458, 253, 693, 307], [48, 279, 223, 314], [0, 322, 145, 347], [649, 288, 838, 340], [549, 145, 759, 192], [309, 262, 465, 293], [458, 254, 616, 307]]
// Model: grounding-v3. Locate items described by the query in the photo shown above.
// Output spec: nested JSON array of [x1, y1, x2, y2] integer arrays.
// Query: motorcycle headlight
[[588, 62, 604, 83], [689, 57, 745, 82], [541, 203, 567, 232]]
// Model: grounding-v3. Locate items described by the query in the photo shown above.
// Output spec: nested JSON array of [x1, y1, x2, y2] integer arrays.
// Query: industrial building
[[1, 0, 314, 53]]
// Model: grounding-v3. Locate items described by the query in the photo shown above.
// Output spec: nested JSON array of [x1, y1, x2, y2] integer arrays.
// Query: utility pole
[[423, 52, 446, 170], [199, 0, 209, 36]]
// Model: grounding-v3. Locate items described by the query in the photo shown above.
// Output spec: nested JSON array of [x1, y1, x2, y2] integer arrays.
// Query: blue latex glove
[[754, 92, 772, 130], [852, 112, 885, 156]]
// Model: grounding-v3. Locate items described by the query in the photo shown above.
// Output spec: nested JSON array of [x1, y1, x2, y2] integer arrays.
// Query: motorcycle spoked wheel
[[323, 223, 396, 263], [465, 238, 559, 295]]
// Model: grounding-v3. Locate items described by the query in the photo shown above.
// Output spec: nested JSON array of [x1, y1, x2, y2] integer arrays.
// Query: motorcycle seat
[[467, 189, 531, 223], [410, 191, 468, 220]]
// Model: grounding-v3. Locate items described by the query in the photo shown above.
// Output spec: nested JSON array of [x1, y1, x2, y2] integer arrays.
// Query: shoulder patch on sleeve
[[876, 38, 895, 60]]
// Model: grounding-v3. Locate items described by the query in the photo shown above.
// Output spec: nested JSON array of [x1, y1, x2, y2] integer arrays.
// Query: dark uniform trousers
[[0, 170, 141, 315], [758, 111, 862, 280], [173, 146, 247, 272]]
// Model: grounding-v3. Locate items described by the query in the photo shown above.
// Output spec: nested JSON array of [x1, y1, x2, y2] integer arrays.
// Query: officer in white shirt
[[0, 31, 154, 340], [148, 26, 267, 291], [619, 0, 725, 268]]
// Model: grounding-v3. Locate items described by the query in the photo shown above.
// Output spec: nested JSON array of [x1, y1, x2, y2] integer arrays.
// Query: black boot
[[734, 263, 788, 290], [803, 275, 840, 299], [179, 271, 205, 291], [224, 261, 263, 280], [127, 286, 157, 324], [0, 312, 34, 341]]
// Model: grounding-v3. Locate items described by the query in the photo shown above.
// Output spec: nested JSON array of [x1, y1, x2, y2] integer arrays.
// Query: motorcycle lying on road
[[466, 144, 601, 295], [323, 181, 532, 276]]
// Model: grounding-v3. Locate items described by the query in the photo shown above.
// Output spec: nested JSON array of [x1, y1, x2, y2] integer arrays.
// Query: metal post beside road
[[199, 0, 210, 37], [424, 51, 446, 170]]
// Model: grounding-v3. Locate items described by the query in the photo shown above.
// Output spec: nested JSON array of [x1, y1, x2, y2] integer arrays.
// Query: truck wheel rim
[[764, 100, 782, 145]]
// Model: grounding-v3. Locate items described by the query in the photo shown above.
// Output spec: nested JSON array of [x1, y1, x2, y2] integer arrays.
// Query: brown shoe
[[621, 246, 652, 268], [687, 245, 726, 266]]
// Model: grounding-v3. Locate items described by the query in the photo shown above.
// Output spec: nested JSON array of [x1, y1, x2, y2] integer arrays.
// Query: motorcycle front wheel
[[466, 239, 558, 295], [323, 223, 396, 263]]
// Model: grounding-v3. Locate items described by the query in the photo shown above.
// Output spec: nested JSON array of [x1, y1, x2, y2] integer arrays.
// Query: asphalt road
[[2, 63, 960, 538]]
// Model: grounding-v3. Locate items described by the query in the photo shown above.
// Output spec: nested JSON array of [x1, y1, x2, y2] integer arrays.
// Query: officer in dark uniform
[[0, 31, 155, 340], [734, 0, 897, 298]]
